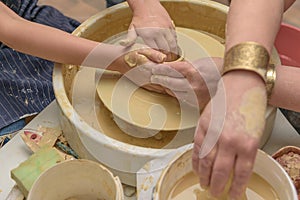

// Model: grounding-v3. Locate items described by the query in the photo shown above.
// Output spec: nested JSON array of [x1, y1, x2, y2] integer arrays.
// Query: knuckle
[[191, 84, 200, 93], [220, 134, 236, 147], [152, 29, 162, 36], [142, 32, 154, 40], [199, 177, 210, 187], [200, 157, 214, 169], [169, 41, 177, 49], [199, 116, 210, 129], [193, 133, 203, 145], [185, 68, 195, 78], [235, 169, 251, 183], [240, 141, 259, 155], [161, 76, 169, 85], [213, 168, 228, 179], [192, 153, 199, 164]]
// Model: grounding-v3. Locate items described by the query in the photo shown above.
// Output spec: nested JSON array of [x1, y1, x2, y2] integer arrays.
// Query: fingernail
[[206, 192, 218, 200], [199, 184, 208, 191], [206, 191, 212, 198], [150, 76, 155, 83], [119, 40, 127, 45], [227, 195, 238, 200], [160, 54, 166, 62]]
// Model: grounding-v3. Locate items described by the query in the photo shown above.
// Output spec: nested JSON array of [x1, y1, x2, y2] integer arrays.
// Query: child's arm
[[0, 2, 164, 72], [0, 2, 97, 66]]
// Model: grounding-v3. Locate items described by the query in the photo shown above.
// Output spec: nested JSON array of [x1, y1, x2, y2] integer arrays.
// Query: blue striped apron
[[105, 0, 125, 7], [0, 0, 80, 146]]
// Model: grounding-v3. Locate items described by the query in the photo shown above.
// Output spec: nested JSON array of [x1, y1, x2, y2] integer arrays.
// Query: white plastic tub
[[153, 148, 298, 200], [53, 0, 278, 186], [27, 159, 124, 200]]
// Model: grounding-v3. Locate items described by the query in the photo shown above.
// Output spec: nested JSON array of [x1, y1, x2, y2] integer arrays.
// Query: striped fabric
[[0, 0, 80, 130], [105, 0, 125, 7]]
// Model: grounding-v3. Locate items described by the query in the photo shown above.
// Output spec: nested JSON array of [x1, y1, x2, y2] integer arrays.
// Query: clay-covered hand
[[150, 57, 223, 109], [121, 0, 178, 59], [111, 46, 168, 93], [193, 70, 267, 199]]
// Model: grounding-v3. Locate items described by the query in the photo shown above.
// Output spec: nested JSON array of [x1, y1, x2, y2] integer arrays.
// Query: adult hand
[[150, 57, 223, 109], [121, 0, 178, 60], [193, 71, 267, 199]]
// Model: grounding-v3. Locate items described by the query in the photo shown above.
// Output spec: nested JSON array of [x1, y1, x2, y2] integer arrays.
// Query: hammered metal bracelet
[[223, 42, 275, 98], [266, 64, 276, 99]]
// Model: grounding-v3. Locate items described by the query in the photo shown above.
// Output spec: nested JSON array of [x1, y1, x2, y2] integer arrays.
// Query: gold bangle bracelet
[[223, 42, 270, 82], [266, 64, 276, 99], [222, 42, 276, 98]]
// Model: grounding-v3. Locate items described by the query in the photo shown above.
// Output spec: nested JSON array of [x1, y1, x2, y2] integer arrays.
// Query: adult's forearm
[[216, 0, 295, 10], [127, 0, 160, 12], [269, 65, 300, 112], [226, 0, 284, 53]]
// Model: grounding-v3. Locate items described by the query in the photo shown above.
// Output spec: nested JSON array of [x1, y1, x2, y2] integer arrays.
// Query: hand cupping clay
[[97, 27, 224, 136]]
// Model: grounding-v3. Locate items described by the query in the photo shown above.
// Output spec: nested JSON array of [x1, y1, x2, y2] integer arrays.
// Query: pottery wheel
[[96, 27, 225, 135]]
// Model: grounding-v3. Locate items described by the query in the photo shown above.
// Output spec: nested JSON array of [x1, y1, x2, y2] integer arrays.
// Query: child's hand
[[112, 46, 168, 94], [121, 0, 178, 56]]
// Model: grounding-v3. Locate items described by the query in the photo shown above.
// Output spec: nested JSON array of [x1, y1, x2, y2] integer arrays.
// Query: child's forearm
[[127, 0, 161, 14], [269, 65, 300, 112], [0, 2, 129, 71]]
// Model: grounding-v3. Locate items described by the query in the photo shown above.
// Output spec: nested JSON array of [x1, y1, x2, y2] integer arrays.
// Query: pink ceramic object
[[275, 23, 300, 67]]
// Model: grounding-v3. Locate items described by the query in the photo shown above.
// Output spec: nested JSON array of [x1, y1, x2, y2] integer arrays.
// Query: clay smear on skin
[[239, 87, 266, 138]]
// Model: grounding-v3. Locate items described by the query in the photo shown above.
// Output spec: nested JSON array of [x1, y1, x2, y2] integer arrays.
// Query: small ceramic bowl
[[153, 148, 298, 200], [164, 46, 185, 62], [27, 159, 124, 200], [272, 146, 300, 199], [275, 23, 300, 67]]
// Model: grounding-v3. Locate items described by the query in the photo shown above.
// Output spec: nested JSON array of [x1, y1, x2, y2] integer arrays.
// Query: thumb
[[119, 24, 137, 47], [138, 48, 166, 63]]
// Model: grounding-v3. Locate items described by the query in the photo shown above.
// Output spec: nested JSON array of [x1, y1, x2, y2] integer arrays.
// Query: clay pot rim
[[153, 148, 298, 200], [272, 145, 300, 159], [27, 159, 124, 200], [52, 0, 277, 156]]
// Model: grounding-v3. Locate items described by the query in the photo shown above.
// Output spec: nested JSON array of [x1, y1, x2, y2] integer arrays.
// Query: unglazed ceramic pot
[[272, 146, 300, 198], [153, 148, 297, 200], [53, 0, 279, 186], [27, 159, 123, 200], [96, 27, 223, 138]]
